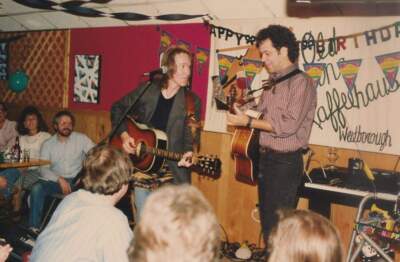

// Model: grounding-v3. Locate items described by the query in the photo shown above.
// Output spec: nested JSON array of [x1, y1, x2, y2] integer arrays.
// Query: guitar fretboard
[[146, 147, 184, 162]]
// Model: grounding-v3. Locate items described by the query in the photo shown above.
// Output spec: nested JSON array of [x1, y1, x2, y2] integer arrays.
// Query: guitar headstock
[[193, 154, 221, 179]]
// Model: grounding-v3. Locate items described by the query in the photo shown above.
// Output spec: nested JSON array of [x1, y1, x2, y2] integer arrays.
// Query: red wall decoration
[[68, 23, 211, 118]]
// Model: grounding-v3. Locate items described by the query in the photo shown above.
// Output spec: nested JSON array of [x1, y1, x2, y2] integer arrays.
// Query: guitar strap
[[240, 68, 303, 98], [184, 90, 201, 152], [266, 68, 302, 93], [273, 68, 302, 84]]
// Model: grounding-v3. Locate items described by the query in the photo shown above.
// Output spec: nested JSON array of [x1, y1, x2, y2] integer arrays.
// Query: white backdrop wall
[[204, 17, 400, 155]]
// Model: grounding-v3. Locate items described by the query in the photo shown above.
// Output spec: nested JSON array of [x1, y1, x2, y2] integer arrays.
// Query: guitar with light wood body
[[231, 110, 262, 185]]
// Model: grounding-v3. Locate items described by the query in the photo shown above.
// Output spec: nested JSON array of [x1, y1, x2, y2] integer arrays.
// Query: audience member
[[0, 102, 18, 201], [268, 209, 343, 262], [4, 106, 51, 212], [29, 110, 94, 230], [0, 102, 17, 152], [0, 242, 12, 262], [16, 106, 51, 185], [30, 145, 133, 261], [128, 184, 220, 262]]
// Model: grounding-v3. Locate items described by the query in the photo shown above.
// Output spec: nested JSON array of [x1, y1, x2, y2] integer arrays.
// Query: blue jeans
[[29, 179, 73, 229], [0, 168, 21, 199], [134, 187, 151, 221]]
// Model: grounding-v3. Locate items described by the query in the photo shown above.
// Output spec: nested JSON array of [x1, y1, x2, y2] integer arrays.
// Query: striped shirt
[[257, 64, 317, 152]]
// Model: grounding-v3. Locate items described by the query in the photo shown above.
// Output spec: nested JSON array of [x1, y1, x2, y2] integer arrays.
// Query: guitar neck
[[145, 147, 184, 162]]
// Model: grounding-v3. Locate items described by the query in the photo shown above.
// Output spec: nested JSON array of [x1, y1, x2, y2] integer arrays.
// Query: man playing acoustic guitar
[[111, 46, 201, 219], [227, 25, 317, 244]]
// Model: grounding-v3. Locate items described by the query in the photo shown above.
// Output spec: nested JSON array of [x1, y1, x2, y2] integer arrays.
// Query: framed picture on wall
[[73, 54, 101, 104], [0, 42, 8, 80]]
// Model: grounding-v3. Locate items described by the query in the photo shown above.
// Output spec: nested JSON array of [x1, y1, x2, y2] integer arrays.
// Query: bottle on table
[[11, 136, 22, 162]]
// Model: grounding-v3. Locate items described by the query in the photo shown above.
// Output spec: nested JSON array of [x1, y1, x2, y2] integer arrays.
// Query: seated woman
[[0, 106, 50, 211], [268, 209, 344, 262]]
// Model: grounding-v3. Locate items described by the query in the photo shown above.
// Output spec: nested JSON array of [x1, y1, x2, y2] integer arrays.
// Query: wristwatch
[[246, 117, 253, 128]]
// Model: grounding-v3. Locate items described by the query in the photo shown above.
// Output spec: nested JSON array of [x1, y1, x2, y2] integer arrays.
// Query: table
[[0, 159, 50, 169]]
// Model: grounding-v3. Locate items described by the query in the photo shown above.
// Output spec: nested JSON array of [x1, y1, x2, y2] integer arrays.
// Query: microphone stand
[[98, 80, 153, 146], [73, 81, 153, 189]]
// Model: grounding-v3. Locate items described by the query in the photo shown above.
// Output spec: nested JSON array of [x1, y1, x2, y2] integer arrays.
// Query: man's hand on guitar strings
[[226, 103, 248, 127], [121, 132, 136, 155], [178, 151, 193, 167]]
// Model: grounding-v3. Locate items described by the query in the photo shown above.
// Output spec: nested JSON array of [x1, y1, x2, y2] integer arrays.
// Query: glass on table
[[23, 149, 30, 162]]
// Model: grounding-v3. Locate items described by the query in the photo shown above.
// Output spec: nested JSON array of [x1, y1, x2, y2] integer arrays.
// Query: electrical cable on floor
[[218, 224, 268, 261]]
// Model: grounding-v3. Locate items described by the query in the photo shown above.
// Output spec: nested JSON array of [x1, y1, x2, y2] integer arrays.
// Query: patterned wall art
[[0, 42, 8, 80], [73, 54, 101, 104]]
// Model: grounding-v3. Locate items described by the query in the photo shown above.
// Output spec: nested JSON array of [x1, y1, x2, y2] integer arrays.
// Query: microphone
[[143, 66, 168, 77]]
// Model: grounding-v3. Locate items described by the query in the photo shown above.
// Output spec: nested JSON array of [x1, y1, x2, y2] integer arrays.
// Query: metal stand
[[346, 193, 398, 262]]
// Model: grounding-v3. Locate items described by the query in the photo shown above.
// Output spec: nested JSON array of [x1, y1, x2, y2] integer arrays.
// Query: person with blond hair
[[268, 209, 343, 262], [128, 185, 220, 262], [30, 145, 133, 262]]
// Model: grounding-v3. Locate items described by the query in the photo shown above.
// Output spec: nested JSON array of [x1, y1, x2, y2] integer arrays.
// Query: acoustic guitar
[[110, 116, 221, 179], [231, 110, 262, 185], [212, 76, 262, 185]]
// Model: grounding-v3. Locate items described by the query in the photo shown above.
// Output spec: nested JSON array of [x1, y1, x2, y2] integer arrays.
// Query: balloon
[[8, 70, 29, 93]]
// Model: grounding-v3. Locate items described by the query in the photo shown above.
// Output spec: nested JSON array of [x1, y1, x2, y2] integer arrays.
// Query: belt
[[259, 147, 303, 155]]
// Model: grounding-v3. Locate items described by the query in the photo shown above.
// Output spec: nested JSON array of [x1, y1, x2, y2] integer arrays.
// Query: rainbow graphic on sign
[[176, 39, 191, 51], [160, 30, 173, 55], [375, 52, 400, 89], [303, 63, 325, 88], [195, 47, 209, 75], [217, 54, 235, 83], [337, 59, 362, 92], [243, 58, 263, 89]]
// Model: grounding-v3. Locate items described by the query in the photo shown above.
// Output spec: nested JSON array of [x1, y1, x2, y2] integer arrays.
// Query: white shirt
[[39, 132, 94, 182], [30, 189, 133, 262], [0, 119, 17, 151], [20, 131, 51, 169]]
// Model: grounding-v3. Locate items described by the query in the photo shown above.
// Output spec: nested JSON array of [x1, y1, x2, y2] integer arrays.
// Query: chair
[[39, 176, 81, 231], [39, 193, 64, 232]]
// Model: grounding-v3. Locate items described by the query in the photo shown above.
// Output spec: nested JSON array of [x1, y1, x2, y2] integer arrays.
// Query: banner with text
[[204, 17, 400, 155]]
